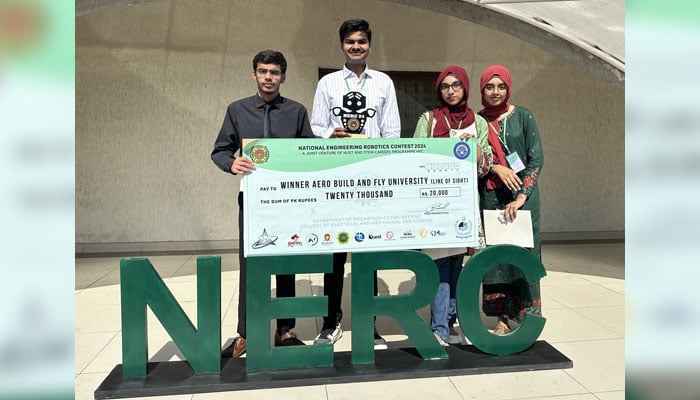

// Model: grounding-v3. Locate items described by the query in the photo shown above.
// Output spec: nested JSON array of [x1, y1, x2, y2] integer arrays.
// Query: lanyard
[[344, 73, 368, 92], [443, 114, 463, 132], [487, 117, 511, 153]]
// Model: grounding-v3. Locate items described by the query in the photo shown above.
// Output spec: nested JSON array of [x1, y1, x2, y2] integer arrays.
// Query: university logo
[[250, 145, 270, 163], [455, 218, 472, 239], [453, 141, 471, 160]]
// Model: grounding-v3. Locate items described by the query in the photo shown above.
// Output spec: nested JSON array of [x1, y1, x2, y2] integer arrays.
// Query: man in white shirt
[[310, 19, 401, 349]]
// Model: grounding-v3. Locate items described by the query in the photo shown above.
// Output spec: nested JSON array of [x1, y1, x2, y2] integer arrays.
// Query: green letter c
[[456, 245, 546, 355]]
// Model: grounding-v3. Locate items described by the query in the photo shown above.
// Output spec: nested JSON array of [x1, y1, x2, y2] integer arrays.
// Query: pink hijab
[[479, 65, 512, 190]]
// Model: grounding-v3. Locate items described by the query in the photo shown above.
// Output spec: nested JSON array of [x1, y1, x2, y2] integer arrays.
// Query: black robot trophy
[[331, 91, 376, 133]]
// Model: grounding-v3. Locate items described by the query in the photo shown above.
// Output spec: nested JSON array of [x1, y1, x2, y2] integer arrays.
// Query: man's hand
[[230, 156, 256, 174], [330, 127, 351, 138]]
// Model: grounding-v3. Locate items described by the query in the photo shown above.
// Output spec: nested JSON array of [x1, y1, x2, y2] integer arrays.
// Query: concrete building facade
[[75, 0, 624, 254]]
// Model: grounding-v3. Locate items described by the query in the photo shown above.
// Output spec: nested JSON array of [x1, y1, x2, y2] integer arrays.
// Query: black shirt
[[211, 94, 316, 174]]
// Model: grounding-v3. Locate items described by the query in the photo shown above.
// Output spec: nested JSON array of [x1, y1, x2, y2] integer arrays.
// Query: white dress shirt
[[311, 64, 401, 139]]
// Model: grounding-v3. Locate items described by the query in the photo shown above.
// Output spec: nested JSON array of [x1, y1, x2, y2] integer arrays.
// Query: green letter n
[[120, 256, 221, 377], [245, 254, 333, 371]]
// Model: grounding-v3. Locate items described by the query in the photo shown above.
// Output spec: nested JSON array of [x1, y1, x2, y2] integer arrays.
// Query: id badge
[[506, 152, 526, 173]]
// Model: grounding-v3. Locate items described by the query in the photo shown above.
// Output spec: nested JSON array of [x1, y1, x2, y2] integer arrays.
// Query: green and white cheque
[[242, 137, 479, 256]]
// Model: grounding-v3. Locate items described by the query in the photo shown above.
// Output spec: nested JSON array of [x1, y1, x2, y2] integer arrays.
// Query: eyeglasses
[[439, 81, 463, 91], [256, 68, 282, 76], [484, 83, 507, 91]]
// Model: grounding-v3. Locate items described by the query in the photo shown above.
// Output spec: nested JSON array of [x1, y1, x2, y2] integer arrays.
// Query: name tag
[[505, 152, 526, 173]]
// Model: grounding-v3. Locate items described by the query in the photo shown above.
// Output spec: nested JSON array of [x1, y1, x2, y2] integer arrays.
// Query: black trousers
[[323, 252, 379, 330], [237, 192, 295, 338]]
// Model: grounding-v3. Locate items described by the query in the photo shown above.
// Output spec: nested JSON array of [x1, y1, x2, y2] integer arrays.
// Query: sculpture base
[[95, 341, 571, 399]]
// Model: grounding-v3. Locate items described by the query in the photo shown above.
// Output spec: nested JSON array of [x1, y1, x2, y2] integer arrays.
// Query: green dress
[[479, 106, 543, 322]]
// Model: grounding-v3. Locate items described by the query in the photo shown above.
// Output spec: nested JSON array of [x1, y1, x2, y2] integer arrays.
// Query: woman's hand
[[503, 194, 526, 222], [458, 132, 475, 139], [491, 164, 522, 191]]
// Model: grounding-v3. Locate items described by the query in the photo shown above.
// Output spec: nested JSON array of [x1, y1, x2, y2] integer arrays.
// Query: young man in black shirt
[[212, 50, 316, 358]]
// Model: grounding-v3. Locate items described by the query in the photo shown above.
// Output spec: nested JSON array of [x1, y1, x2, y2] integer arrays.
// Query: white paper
[[483, 209, 534, 248]]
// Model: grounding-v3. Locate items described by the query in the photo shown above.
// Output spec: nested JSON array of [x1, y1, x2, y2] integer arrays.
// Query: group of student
[[211, 18, 544, 358]]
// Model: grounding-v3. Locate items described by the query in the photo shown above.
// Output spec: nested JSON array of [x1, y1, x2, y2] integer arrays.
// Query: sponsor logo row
[[252, 227, 465, 249]]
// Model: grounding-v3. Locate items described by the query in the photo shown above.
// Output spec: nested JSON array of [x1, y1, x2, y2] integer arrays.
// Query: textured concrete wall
[[76, 0, 623, 250]]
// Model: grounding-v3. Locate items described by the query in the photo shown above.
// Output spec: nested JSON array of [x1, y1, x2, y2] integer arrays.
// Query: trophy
[[331, 91, 376, 133]]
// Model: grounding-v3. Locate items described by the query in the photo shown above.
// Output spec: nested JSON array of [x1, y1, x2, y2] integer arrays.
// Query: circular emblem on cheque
[[307, 234, 318, 246], [456, 219, 472, 234], [250, 145, 270, 164], [337, 231, 350, 245], [453, 142, 471, 160]]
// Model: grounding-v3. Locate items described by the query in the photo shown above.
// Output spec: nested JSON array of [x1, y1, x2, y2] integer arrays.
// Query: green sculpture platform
[[95, 340, 571, 399]]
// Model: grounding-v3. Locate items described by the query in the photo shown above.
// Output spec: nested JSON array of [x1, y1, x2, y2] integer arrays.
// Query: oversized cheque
[[242, 138, 479, 256]]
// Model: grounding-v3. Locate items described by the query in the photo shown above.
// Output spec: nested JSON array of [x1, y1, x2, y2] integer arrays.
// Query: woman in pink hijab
[[478, 65, 544, 335]]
